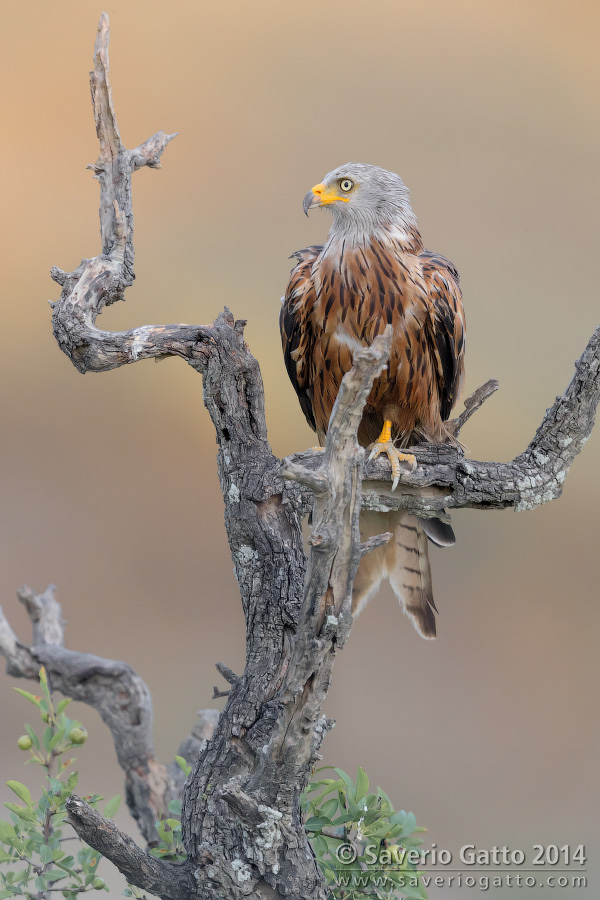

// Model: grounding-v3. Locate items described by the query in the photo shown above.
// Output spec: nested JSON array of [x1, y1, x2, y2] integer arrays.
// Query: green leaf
[[333, 768, 355, 793], [104, 795, 121, 818], [331, 812, 354, 826], [311, 834, 328, 858], [12, 688, 42, 708], [49, 728, 67, 752], [334, 768, 356, 808], [389, 809, 406, 826], [320, 798, 339, 820], [175, 756, 191, 776], [156, 822, 173, 845], [0, 821, 16, 842], [34, 875, 47, 892], [45, 870, 68, 882], [49, 775, 64, 795], [38, 666, 51, 701], [56, 698, 72, 715], [42, 726, 55, 753], [310, 765, 337, 776], [355, 766, 369, 802], [402, 836, 424, 849], [55, 860, 82, 883], [66, 772, 79, 792], [3, 804, 37, 824], [0, 831, 22, 852], [403, 811, 417, 835], [40, 844, 53, 864], [12, 868, 30, 885], [6, 782, 32, 807], [304, 816, 332, 832], [304, 780, 345, 808]]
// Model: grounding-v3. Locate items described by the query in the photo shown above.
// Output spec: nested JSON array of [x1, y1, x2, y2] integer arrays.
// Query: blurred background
[[0, 0, 598, 896]]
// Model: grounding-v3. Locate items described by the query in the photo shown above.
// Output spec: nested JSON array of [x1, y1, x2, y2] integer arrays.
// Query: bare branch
[[215, 662, 239, 685], [360, 532, 393, 557], [65, 796, 195, 900], [0, 584, 209, 844], [0, 605, 38, 678], [51, 12, 178, 374], [447, 378, 499, 436], [17, 584, 64, 647], [285, 326, 600, 519], [211, 687, 231, 700]]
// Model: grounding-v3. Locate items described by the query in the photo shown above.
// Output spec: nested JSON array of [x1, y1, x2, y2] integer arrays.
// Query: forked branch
[[0, 584, 216, 844]]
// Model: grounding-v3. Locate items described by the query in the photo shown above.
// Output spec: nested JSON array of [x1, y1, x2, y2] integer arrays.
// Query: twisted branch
[[0, 584, 215, 844]]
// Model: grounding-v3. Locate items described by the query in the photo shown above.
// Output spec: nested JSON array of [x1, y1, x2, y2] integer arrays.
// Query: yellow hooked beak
[[303, 182, 350, 216]]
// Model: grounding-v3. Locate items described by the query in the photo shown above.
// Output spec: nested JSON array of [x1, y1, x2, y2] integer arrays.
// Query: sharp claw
[[367, 439, 417, 488]]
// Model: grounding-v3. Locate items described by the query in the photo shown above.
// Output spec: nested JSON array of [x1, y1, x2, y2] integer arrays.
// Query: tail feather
[[420, 516, 455, 547], [388, 515, 437, 638], [352, 510, 439, 639]]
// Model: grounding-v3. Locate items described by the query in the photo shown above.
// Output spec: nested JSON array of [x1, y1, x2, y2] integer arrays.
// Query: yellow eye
[[339, 178, 354, 192]]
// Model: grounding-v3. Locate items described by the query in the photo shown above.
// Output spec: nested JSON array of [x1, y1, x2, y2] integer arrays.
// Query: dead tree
[[1, 13, 599, 900]]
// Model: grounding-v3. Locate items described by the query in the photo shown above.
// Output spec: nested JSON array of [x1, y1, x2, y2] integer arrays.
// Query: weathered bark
[[292, 324, 600, 519], [0, 11, 597, 900], [0, 584, 214, 845]]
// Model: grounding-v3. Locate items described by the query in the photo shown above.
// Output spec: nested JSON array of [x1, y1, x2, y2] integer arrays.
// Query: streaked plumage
[[280, 163, 466, 637]]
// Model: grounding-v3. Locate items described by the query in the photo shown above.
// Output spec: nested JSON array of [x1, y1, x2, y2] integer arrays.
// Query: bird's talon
[[367, 435, 416, 489], [402, 452, 418, 472]]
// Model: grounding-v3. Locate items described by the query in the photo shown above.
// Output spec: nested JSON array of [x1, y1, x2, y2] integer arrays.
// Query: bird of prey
[[280, 163, 466, 637]]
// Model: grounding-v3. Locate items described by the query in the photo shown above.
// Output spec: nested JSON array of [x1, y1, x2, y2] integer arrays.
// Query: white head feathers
[[317, 163, 418, 243]]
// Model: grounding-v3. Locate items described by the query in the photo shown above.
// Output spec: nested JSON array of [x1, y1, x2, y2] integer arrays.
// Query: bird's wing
[[419, 250, 466, 421], [279, 246, 324, 434]]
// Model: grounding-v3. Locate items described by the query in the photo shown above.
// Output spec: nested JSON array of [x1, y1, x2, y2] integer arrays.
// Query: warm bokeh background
[[1, 1, 598, 897]]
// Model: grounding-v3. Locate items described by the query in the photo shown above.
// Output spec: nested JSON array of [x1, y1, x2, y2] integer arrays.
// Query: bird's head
[[302, 163, 416, 237]]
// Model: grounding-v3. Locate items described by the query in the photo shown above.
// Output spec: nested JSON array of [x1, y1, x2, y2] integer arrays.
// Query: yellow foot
[[367, 420, 417, 491], [309, 445, 325, 452]]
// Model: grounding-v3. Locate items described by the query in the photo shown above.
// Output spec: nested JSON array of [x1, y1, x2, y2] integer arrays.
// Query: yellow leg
[[367, 420, 417, 491], [378, 420, 392, 443]]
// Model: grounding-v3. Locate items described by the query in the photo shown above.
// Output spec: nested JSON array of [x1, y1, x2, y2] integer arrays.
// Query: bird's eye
[[339, 178, 354, 192]]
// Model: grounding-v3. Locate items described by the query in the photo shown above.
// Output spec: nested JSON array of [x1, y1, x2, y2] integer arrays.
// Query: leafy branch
[[0, 669, 120, 900]]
